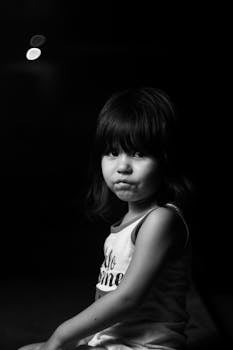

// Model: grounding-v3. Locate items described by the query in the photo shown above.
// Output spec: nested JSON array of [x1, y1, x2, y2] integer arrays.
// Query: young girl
[[19, 87, 192, 350]]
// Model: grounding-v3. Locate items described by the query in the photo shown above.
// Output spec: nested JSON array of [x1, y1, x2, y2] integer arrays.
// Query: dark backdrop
[[0, 3, 231, 294]]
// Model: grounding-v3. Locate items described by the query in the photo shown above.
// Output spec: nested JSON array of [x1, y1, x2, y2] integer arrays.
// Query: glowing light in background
[[26, 34, 46, 60], [26, 47, 41, 60], [30, 34, 46, 48]]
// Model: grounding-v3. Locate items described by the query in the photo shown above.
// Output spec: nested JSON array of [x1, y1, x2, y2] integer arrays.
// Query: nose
[[116, 154, 133, 174]]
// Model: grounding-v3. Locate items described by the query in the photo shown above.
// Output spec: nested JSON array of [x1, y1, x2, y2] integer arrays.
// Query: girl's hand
[[34, 338, 78, 350], [17, 342, 59, 350], [17, 343, 45, 350], [31, 338, 62, 350], [17, 338, 62, 350]]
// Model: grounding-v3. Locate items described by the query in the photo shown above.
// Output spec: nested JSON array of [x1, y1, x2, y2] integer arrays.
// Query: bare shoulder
[[142, 206, 179, 230], [137, 206, 187, 254]]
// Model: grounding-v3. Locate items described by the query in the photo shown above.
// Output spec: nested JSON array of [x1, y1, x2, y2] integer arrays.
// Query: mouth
[[114, 180, 134, 190], [115, 179, 132, 185]]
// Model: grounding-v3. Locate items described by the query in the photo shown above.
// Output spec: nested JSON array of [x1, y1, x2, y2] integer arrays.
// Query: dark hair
[[86, 87, 192, 222]]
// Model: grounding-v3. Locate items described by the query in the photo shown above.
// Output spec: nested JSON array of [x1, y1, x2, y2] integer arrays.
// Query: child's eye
[[108, 150, 119, 157], [132, 152, 144, 158]]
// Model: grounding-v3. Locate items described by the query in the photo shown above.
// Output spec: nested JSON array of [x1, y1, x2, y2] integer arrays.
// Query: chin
[[115, 192, 134, 201], [115, 192, 140, 202]]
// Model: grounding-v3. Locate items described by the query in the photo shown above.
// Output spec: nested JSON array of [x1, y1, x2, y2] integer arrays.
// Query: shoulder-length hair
[[86, 87, 192, 222]]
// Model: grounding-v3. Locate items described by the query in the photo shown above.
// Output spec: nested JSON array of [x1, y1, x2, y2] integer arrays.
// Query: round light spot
[[26, 47, 41, 60], [30, 34, 46, 48]]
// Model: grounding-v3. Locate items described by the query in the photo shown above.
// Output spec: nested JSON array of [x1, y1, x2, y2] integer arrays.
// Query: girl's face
[[101, 150, 161, 205]]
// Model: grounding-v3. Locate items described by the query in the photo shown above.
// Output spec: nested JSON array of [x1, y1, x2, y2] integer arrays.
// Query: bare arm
[[40, 208, 184, 350]]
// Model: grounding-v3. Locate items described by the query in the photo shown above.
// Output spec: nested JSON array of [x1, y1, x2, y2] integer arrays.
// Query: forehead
[[103, 129, 148, 153], [101, 115, 154, 150]]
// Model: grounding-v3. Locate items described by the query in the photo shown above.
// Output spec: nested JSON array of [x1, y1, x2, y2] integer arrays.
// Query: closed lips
[[114, 181, 134, 188], [115, 179, 132, 184]]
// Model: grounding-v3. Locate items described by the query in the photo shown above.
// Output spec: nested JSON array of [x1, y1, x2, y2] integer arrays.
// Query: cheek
[[142, 164, 161, 189], [101, 159, 112, 185], [101, 163, 108, 183]]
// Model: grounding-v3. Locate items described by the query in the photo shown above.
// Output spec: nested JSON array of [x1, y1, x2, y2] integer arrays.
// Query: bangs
[[96, 109, 160, 156]]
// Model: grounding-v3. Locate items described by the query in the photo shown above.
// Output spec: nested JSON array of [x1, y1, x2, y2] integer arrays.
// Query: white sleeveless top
[[88, 204, 191, 350]]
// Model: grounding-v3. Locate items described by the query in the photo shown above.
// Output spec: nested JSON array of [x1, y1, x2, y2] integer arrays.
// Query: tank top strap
[[165, 203, 190, 249]]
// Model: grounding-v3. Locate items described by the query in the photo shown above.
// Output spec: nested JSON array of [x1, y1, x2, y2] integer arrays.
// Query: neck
[[127, 197, 159, 218]]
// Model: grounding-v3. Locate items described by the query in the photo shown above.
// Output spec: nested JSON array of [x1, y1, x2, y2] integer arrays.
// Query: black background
[[0, 2, 231, 294]]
